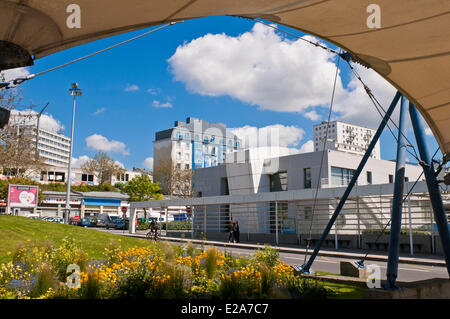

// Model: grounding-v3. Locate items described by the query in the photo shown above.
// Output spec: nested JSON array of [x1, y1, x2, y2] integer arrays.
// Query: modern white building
[[193, 148, 424, 197], [8, 112, 72, 167], [153, 117, 243, 172], [313, 121, 381, 159], [38, 166, 151, 186], [35, 127, 71, 167]]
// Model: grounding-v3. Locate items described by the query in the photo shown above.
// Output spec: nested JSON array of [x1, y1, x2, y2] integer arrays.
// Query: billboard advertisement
[[7, 185, 39, 208]]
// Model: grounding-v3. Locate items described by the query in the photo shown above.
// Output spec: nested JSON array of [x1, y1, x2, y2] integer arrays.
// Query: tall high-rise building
[[8, 112, 71, 167], [154, 117, 243, 172], [35, 127, 71, 167], [313, 121, 381, 159]]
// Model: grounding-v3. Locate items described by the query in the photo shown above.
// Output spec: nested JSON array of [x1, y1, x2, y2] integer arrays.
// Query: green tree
[[122, 174, 162, 220]]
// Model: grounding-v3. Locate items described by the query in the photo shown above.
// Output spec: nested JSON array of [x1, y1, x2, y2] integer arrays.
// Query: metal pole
[[65, 94, 77, 223], [357, 196, 361, 249], [408, 196, 414, 255], [334, 198, 338, 250], [35, 103, 49, 160], [302, 91, 401, 273], [385, 95, 408, 289], [409, 103, 450, 276], [203, 205, 206, 234], [275, 201, 279, 245]]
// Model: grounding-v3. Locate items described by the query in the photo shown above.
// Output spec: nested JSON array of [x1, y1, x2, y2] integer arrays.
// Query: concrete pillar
[[129, 207, 136, 234], [57, 204, 61, 217], [80, 203, 85, 219]]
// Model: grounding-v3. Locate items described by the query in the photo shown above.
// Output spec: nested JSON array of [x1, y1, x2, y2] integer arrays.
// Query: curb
[[114, 231, 447, 268]]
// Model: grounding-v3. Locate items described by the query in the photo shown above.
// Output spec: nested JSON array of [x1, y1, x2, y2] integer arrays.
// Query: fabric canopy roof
[[1, 0, 449, 156]]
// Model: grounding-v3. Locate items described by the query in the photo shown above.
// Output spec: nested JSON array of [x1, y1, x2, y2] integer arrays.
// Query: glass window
[[304, 168, 311, 189], [389, 174, 394, 184], [270, 171, 288, 192], [367, 171, 372, 184], [195, 134, 199, 141], [331, 167, 355, 186]]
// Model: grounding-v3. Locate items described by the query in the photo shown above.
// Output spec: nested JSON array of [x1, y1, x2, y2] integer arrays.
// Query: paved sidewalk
[[101, 228, 447, 267]]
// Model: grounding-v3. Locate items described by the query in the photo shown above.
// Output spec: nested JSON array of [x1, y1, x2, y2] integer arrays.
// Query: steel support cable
[[355, 147, 439, 268], [249, 17, 422, 163], [250, 18, 341, 56], [343, 60, 421, 162], [1, 22, 181, 88], [303, 50, 342, 265]]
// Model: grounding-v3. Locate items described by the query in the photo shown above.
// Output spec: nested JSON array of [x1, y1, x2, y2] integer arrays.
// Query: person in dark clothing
[[228, 221, 234, 243], [233, 221, 240, 243]]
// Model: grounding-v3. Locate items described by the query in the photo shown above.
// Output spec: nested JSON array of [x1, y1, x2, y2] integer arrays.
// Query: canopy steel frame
[[385, 95, 409, 289], [409, 103, 450, 277], [301, 91, 402, 273]]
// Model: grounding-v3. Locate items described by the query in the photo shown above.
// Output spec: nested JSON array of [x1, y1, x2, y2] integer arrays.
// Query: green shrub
[[252, 245, 280, 267], [29, 263, 57, 298]]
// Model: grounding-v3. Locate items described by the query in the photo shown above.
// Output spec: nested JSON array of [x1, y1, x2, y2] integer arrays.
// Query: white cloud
[[168, 23, 398, 128], [85, 134, 129, 155], [146, 88, 160, 95], [9, 109, 65, 133], [0, 67, 30, 82], [298, 140, 314, 153], [304, 110, 321, 121], [152, 100, 173, 108], [230, 124, 305, 150], [124, 84, 139, 92], [169, 23, 340, 115], [142, 157, 154, 170], [71, 155, 90, 168], [93, 107, 105, 115], [114, 160, 125, 168]]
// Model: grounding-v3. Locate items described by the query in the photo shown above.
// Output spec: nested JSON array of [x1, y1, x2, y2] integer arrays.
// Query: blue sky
[[4, 15, 440, 170]]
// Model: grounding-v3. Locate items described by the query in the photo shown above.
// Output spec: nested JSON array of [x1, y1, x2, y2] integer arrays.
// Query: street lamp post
[[65, 83, 82, 224]]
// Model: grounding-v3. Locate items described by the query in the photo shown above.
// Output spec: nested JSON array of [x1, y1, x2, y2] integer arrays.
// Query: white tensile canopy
[[1, 0, 449, 155]]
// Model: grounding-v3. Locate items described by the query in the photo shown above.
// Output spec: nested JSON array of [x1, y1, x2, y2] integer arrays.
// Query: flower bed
[[0, 239, 346, 299]]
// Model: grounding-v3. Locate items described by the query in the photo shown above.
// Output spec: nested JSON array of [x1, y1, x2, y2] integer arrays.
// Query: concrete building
[[9, 112, 72, 167], [38, 191, 129, 218], [314, 121, 381, 159], [38, 166, 151, 186], [193, 148, 423, 197], [35, 127, 71, 167], [153, 117, 243, 172]]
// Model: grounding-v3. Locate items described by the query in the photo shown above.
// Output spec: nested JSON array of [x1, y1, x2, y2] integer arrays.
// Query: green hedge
[[137, 221, 192, 231]]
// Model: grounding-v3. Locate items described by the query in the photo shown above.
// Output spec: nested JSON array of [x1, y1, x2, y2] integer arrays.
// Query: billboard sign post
[[7, 185, 39, 214]]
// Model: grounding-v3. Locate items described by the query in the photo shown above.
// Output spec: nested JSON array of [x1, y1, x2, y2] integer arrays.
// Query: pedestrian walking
[[228, 220, 234, 243], [233, 220, 240, 243]]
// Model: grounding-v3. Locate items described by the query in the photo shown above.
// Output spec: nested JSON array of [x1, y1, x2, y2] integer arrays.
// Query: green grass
[[323, 281, 365, 299], [0, 215, 154, 264]]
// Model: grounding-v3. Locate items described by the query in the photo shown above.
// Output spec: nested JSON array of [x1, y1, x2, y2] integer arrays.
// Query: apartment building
[[313, 121, 381, 159]]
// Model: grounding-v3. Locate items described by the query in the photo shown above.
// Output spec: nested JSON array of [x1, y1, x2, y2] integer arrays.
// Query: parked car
[[81, 218, 91, 227], [25, 213, 40, 219], [95, 217, 106, 228], [105, 215, 125, 230], [52, 217, 64, 224], [69, 217, 82, 226], [87, 217, 98, 227]]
